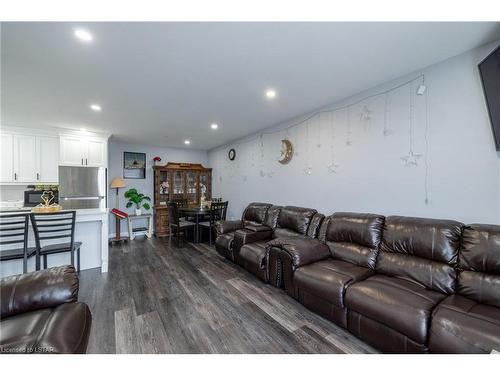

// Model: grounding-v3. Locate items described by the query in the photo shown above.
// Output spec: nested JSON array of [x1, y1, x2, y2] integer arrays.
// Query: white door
[[0, 133, 14, 182], [60, 136, 85, 166], [13, 135, 37, 182], [37, 136, 59, 183], [86, 139, 106, 167]]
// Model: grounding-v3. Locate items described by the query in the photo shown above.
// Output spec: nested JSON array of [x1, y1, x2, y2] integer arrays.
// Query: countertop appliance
[[24, 189, 59, 207], [59, 166, 107, 209]]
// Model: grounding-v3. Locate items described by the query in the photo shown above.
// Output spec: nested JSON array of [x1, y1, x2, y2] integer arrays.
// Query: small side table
[[127, 213, 153, 240]]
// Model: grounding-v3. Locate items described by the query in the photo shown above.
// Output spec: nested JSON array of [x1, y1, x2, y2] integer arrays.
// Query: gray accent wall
[[208, 41, 500, 225]]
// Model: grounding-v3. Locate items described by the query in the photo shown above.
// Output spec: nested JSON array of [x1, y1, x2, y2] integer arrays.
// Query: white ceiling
[[2, 22, 500, 150]]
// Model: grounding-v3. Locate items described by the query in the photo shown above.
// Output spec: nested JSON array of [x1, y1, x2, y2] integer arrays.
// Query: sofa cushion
[[295, 259, 374, 308], [326, 212, 385, 269], [277, 206, 317, 236], [458, 224, 500, 308], [376, 216, 464, 294], [242, 202, 271, 225], [263, 205, 282, 229], [0, 302, 91, 354], [429, 295, 500, 353], [345, 275, 446, 344], [306, 213, 325, 239]]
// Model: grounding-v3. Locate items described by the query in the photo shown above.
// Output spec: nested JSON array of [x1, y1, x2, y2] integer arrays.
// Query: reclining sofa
[[215, 205, 500, 354], [0, 265, 92, 354]]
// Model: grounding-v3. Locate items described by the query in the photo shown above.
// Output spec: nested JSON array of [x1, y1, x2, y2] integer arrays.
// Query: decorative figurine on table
[[32, 190, 62, 213], [200, 183, 208, 209]]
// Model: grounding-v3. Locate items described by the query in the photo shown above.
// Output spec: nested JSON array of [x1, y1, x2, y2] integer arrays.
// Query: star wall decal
[[383, 128, 395, 136], [359, 105, 373, 122], [259, 170, 266, 177], [401, 150, 422, 167], [327, 161, 340, 173], [346, 140, 352, 146], [303, 167, 313, 175]]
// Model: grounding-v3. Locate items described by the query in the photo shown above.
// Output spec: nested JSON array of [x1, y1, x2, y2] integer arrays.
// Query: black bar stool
[[30, 211, 82, 272], [0, 213, 35, 274]]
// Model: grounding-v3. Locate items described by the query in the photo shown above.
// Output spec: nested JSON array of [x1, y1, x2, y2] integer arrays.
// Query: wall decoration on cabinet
[[123, 152, 146, 179], [278, 139, 294, 165]]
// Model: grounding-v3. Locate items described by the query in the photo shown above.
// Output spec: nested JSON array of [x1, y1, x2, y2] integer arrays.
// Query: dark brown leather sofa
[[0, 265, 91, 354], [428, 224, 500, 353], [214, 202, 273, 261], [233, 206, 323, 282], [221, 204, 500, 354]]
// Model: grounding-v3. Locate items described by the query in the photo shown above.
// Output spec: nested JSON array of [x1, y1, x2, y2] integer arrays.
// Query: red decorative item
[[111, 208, 128, 219], [153, 156, 161, 162]]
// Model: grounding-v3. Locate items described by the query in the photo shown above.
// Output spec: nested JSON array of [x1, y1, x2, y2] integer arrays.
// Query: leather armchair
[[214, 202, 273, 261], [0, 266, 92, 354]]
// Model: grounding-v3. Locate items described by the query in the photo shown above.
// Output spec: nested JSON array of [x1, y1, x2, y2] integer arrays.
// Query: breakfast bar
[[0, 208, 109, 278]]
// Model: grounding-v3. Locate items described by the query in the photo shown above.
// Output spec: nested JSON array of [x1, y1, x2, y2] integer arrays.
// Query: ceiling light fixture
[[184, 140, 191, 145], [74, 28, 93, 43], [210, 123, 219, 130], [265, 89, 277, 99], [90, 104, 101, 112]]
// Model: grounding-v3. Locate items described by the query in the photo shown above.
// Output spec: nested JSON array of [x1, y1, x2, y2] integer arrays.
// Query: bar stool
[[0, 213, 35, 274], [31, 211, 82, 272]]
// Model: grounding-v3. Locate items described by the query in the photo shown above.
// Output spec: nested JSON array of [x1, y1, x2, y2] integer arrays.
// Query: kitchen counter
[[0, 207, 109, 278]]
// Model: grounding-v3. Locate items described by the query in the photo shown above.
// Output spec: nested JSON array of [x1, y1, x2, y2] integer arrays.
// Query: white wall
[[107, 140, 208, 235], [208, 41, 500, 225]]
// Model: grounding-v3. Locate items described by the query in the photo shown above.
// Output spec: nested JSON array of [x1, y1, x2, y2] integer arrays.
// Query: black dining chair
[[198, 201, 228, 246], [30, 211, 82, 272], [168, 201, 196, 247], [0, 213, 36, 274]]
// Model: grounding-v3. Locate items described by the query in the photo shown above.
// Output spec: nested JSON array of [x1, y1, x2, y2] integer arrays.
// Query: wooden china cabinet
[[153, 162, 212, 237]]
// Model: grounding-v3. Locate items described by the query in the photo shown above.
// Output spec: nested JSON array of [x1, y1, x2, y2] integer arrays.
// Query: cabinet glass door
[[186, 171, 198, 206], [158, 170, 170, 206], [172, 170, 184, 201]]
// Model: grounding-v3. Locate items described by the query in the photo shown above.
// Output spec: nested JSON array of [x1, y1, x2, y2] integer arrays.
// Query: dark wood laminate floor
[[78, 237, 378, 354]]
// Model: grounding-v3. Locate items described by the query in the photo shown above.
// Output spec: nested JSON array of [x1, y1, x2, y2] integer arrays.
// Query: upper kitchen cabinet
[[0, 133, 14, 183], [0, 132, 59, 184], [60, 136, 107, 167]]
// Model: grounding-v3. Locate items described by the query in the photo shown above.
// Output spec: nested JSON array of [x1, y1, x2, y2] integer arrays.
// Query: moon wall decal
[[278, 139, 294, 165]]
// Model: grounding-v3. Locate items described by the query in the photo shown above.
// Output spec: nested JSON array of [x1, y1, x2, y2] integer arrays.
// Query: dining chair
[[30, 211, 82, 272], [198, 201, 228, 246], [0, 213, 36, 274], [167, 201, 196, 247]]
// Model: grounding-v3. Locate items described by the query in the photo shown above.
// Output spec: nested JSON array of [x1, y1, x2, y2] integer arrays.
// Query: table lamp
[[110, 177, 127, 244]]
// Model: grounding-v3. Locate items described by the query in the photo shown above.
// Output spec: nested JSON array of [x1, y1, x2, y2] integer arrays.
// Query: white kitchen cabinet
[[59, 136, 106, 167], [0, 133, 14, 182], [60, 136, 86, 166], [13, 135, 37, 182], [86, 139, 106, 167], [36, 136, 59, 182]]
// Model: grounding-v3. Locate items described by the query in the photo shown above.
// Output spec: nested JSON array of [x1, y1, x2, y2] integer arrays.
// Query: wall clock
[[228, 148, 236, 161], [278, 139, 294, 165]]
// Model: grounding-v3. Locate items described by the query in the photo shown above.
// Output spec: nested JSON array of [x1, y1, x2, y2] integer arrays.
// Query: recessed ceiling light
[[74, 28, 93, 43], [210, 123, 219, 130], [90, 104, 101, 112], [184, 140, 191, 145], [265, 89, 277, 99]]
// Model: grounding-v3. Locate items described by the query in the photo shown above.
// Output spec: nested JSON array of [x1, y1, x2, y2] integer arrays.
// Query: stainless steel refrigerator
[[59, 166, 107, 209]]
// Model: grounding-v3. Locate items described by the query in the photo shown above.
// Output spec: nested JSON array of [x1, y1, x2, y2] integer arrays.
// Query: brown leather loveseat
[[0, 265, 92, 354]]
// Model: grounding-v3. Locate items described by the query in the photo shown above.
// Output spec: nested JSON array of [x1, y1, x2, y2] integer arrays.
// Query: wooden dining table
[[178, 207, 212, 243]]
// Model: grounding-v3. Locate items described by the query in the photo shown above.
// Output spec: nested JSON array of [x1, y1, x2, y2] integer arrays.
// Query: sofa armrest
[[245, 224, 272, 232], [233, 228, 274, 262], [1, 265, 79, 319], [266, 237, 331, 268], [215, 220, 243, 235]]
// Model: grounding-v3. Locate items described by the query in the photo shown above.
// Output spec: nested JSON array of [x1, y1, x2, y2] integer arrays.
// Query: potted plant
[[124, 188, 151, 216]]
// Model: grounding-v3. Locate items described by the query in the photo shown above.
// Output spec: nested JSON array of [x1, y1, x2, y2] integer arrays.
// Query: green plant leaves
[[124, 188, 151, 210]]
